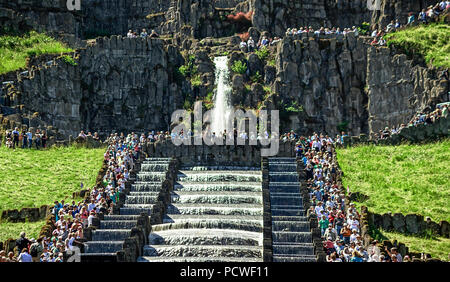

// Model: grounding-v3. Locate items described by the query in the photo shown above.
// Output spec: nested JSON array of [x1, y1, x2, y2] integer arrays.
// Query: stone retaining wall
[[366, 210, 449, 238], [342, 115, 450, 146], [261, 157, 273, 262], [141, 139, 298, 166]]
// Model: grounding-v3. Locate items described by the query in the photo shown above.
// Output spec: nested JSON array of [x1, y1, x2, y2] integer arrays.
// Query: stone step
[[125, 195, 159, 204], [163, 214, 263, 222], [137, 256, 262, 262], [271, 209, 305, 216], [174, 183, 262, 192], [177, 172, 262, 182], [171, 191, 263, 204], [100, 220, 137, 229], [119, 207, 153, 215], [272, 221, 310, 232], [91, 230, 131, 241], [270, 195, 303, 206], [129, 191, 161, 196], [131, 183, 162, 192], [103, 215, 141, 221], [268, 157, 297, 163], [83, 241, 124, 254], [154, 219, 263, 233], [272, 216, 308, 222], [180, 166, 260, 171], [272, 231, 312, 243], [272, 255, 316, 262], [166, 203, 263, 216], [149, 229, 263, 246], [272, 244, 315, 256], [142, 245, 263, 258]]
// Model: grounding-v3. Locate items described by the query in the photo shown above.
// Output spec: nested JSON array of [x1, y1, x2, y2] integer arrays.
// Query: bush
[[285, 101, 304, 113], [255, 46, 270, 61], [190, 74, 202, 88], [251, 71, 262, 83], [384, 23, 449, 68], [337, 121, 349, 133], [357, 22, 370, 35], [231, 60, 247, 74], [179, 54, 198, 78], [204, 91, 214, 110], [62, 55, 77, 66]]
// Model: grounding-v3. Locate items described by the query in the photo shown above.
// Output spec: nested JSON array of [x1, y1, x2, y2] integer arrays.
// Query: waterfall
[[210, 56, 233, 136]]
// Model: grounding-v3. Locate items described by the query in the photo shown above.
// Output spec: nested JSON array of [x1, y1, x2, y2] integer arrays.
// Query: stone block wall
[[367, 210, 449, 238], [8, 37, 185, 138], [141, 139, 297, 167], [274, 32, 369, 136], [366, 47, 448, 135], [343, 115, 449, 146]]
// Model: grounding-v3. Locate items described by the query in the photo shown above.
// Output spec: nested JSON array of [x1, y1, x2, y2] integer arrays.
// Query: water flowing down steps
[[268, 157, 316, 262], [81, 158, 173, 262], [138, 167, 264, 262]]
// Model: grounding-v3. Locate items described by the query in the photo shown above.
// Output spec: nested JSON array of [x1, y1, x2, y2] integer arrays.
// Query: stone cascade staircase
[[81, 158, 172, 262], [138, 166, 264, 262], [268, 157, 316, 262]]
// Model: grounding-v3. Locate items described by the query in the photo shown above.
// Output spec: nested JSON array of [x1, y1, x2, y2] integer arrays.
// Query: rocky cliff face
[[366, 47, 448, 134], [12, 37, 186, 137], [0, 0, 82, 45], [272, 33, 369, 136]]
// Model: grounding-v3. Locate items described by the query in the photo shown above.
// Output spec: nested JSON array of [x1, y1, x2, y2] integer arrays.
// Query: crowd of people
[[0, 132, 142, 262], [239, 35, 282, 53], [374, 103, 449, 141], [371, 1, 449, 46], [293, 132, 410, 262], [2, 127, 48, 149], [127, 28, 159, 39], [281, 1, 449, 47]]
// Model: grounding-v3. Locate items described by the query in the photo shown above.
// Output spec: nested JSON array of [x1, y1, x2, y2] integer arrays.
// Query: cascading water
[[138, 166, 264, 262], [210, 56, 233, 136]]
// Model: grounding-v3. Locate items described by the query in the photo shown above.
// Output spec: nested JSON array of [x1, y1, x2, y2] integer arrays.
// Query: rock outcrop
[[366, 47, 448, 134], [273, 32, 369, 135], [8, 37, 185, 137]]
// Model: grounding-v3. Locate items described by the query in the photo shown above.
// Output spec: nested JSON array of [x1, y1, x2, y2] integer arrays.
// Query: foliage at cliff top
[[385, 23, 450, 68], [0, 146, 105, 212], [0, 31, 73, 74], [336, 140, 450, 223]]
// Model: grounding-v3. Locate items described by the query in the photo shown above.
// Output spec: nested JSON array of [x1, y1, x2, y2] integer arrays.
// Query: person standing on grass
[[12, 127, 20, 149], [21, 129, 28, 149], [41, 130, 48, 148], [26, 129, 32, 149], [35, 129, 41, 149]]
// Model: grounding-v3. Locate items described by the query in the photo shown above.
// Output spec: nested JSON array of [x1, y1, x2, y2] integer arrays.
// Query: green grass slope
[[0, 146, 105, 212], [385, 23, 450, 68], [336, 140, 450, 223], [0, 31, 73, 74]]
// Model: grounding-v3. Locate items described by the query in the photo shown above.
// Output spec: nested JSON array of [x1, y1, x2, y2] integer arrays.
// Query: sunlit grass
[[0, 220, 45, 243], [385, 23, 450, 68], [0, 31, 73, 74], [375, 229, 450, 261], [0, 146, 105, 212], [336, 140, 450, 223]]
